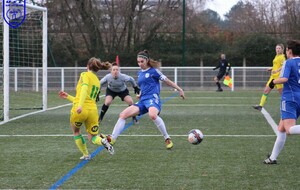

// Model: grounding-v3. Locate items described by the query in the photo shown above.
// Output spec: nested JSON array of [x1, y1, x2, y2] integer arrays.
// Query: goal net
[[0, 3, 47, 123]]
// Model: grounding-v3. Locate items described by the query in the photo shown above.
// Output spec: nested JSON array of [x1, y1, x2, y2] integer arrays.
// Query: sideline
[[261, 108, 278, 136]]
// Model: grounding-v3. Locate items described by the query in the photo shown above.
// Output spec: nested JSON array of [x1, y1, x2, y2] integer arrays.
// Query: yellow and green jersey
[[69, 71, 100, 110], [272, 54, 285, 78]]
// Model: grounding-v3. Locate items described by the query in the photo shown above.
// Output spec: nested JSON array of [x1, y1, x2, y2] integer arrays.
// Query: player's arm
[[163, 78, 185, 99], [77, 74, 89, 113], [213, 65, 220, 70], [227, 62, 231, 72], [226, 62, 231, 75], [59, 91, 75, 102], [273, 77, 288, 84], [100, 75, 108, 90], [272, 67, 282, 74], [123, 74, 140, 94]]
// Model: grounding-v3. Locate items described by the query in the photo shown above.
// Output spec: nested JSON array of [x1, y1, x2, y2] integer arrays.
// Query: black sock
[[216, 82, 221, 89], [100, 104, 109, 121]]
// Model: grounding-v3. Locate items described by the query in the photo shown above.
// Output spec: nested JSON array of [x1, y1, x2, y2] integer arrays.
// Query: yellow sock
[[259, 93, 268, 107], [92, 135, 103, 146], [74, 134, 89, 156]]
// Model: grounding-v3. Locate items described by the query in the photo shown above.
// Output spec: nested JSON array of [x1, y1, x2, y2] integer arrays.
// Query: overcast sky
[[204, 0, 239, 19]]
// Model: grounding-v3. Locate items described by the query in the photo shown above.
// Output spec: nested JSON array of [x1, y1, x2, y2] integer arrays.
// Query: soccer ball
[[188, 129, 204, 145]]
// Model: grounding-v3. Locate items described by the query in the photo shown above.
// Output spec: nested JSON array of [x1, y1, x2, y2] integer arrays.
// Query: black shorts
[[216, 72, 225, 80], [106, 88, 130, 101]]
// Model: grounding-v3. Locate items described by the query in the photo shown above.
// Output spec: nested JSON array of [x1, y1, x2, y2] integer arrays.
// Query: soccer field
[[1, 90, 299, 189]]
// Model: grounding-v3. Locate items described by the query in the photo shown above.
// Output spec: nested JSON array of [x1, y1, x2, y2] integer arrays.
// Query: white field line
[[181, 96, 279, 100], [261, 107, 278, 136], [109, 104, 250, 107], [0, 134, 276, 137], [0, 95, 105, 125]]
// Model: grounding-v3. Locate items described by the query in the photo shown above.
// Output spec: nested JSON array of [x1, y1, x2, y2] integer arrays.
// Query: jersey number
[[90, 85, 99, 100]]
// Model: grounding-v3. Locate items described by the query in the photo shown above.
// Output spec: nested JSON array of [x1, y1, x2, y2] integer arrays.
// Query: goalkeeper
[[98, 62, 140, 124]]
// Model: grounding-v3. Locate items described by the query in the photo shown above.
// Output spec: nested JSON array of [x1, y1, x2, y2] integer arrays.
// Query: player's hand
[[76, 106, 82, 114], [269, 79, 275, 89], [136, 94, 140, 100], [59, 91, 68, 99], [134, 86, 140, 94], [179, 89, 185, 100], [96, 91, 101, 102]]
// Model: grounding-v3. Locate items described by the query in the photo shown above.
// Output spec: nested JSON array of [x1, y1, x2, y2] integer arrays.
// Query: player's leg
[[111, 105, 140, 141], [148, 102, 173, 149], [254, 78, 273, 110], [123, 94, 139, 124], [282, 101, 300, 135], [214, 75, 223, 92], [264, 119, 286, 164], [99, 94, 113, 122], [86, 109, 114, 155], [264, 101, 299, 164], [70, 108, 90, 159]]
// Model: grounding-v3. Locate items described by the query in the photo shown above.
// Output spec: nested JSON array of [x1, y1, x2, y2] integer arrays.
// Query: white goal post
[[0, 3, 47, 123]]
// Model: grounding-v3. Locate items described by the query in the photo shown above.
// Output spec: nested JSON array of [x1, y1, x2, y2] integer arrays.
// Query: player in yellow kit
[[253, 44, 286, 111], [59, 57, 114, 160]]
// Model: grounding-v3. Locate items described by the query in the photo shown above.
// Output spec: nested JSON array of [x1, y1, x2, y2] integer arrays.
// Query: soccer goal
[[0, 2, 47, 123]]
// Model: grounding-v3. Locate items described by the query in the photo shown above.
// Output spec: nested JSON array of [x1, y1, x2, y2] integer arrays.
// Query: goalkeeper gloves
[[133, 86, 140, 94], [269, 79, 275, 89]]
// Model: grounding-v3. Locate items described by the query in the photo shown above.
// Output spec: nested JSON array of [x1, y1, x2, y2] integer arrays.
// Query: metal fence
[[3, 66, 271, 92]]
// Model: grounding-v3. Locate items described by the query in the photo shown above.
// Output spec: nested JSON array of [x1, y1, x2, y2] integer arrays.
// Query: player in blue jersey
[[263, 40, 300, 164], [105, 50, 185, 149]]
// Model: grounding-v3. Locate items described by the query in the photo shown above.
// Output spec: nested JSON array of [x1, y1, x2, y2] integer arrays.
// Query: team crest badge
[[2, 0, 26, 28]]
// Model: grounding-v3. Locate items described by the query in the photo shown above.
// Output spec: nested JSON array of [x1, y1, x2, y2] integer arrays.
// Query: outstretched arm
[[58, 91, 75, 102], [163, 78, 185, 99]]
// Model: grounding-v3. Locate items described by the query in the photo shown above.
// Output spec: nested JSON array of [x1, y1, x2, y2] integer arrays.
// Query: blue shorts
[[134, 98, 161, 115], [281, 100, 300, 120]]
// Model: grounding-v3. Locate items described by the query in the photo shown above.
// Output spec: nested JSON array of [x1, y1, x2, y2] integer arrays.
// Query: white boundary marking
[[261, 108, 278, 136], [0, 95, 105, 125], [0, 134, 275, 137]]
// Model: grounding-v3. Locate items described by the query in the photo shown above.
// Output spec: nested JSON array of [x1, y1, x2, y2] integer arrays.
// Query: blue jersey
[[137, 67, 167, 101], [280, 57, 300, 103]]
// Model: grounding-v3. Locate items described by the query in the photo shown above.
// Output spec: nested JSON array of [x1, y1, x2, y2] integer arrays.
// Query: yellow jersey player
[[59, 57, 114, 160], [253, 44, 286, 111]]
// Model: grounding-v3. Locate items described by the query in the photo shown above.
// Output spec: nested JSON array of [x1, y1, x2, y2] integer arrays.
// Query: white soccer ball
[[188, 129, 204, 145]]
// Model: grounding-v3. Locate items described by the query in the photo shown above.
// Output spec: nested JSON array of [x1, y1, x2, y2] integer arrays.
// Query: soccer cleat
[[132, 116, 139, 124], [80, 154, 91, 160], [263, 155, 277, 164], [253, 105, 262, 111], [101, 137, 115, 155], [165, 138, 174, 149], [100, 133, 115, 145], [216, 88, 223, 92]]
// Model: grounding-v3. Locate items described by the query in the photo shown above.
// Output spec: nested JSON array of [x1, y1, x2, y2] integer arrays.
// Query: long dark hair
[[137, 50, 161, 68], [87, 57, 111, 72]]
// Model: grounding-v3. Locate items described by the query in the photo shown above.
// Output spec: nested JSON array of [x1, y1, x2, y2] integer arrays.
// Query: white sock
[[289, 125, 300, 134], [111, 118, 126, 140], [270, 131, 286, 161], [153, 116, 169, 140]]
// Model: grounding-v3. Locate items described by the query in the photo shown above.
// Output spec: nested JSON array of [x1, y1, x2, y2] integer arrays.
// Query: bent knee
[[148, 114, 157, 121]]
